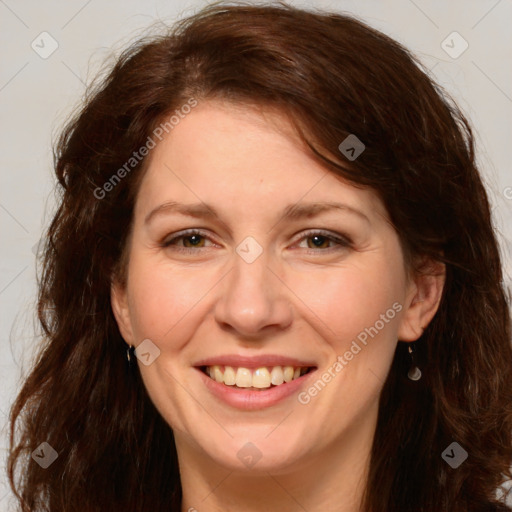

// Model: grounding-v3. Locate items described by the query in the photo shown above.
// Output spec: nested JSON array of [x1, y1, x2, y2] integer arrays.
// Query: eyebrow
[[144, 200, 370, 226]]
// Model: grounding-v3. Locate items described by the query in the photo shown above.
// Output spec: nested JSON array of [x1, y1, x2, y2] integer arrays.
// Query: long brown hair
[[8, 2, 512, 511]]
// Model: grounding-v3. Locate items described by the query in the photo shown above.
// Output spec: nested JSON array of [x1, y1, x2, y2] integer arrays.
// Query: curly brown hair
[[7, 2, 512, 511]]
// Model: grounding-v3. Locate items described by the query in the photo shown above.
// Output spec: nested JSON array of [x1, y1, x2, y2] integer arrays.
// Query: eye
[[161, 229, 215, 252], [293, 230, 352, 253]]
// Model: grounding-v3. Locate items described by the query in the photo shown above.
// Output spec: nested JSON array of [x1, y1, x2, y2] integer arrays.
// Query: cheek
[[291, 260, 405, 349], [126, 254, 221, 344]]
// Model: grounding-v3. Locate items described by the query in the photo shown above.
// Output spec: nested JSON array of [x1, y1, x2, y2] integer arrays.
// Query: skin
[[111, 100, 445, 512]]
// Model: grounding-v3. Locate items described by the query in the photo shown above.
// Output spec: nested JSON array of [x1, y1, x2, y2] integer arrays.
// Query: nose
[[213, 250, 293, 339]]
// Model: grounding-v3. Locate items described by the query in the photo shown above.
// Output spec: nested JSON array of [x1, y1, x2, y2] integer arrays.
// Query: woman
[[7, 2, 512, 511]]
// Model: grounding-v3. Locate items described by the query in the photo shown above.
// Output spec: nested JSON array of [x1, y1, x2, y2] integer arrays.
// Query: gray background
[[1, 0, 511, 508]]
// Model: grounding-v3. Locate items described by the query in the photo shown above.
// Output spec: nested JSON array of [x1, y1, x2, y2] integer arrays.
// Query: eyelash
[[160, 229, 352, 255]]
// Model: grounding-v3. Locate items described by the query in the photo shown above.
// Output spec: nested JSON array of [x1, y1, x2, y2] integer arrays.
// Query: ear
[[111, 280, 135, 345], [397, 259, 446, 342]]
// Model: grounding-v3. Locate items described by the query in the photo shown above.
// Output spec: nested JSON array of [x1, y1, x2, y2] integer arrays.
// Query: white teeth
[[213, 366, 224, 383], [235, 367, 253, 388], [283, 366, 294, 383], [204, 365, 312, 389], [270, 366, 284, 385], [252, 368, 271, 388], [223, 366, 236, 385]]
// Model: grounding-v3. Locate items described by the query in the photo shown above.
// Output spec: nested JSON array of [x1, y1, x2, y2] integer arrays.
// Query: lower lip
[[196, 368, 316, 410]]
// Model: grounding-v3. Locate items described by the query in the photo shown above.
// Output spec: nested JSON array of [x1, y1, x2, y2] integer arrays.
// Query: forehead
[[134, 100, 387, 223]]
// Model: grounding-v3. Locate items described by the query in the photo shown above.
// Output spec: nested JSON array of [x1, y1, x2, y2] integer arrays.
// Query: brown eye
[[295, 230, 352, 253], [162, 230, 215, 252], [306, 234, 331, 249], [181, 234, 206, 248]]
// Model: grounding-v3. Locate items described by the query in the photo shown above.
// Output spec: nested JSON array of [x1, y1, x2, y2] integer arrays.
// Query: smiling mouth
[[200, 365, 316, 390]]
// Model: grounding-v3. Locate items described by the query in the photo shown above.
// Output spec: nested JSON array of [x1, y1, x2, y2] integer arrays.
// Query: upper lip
[[194, 354, 318, 369]]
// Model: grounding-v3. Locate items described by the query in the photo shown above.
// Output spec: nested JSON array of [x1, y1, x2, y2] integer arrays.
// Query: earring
[[126, 344, 136, 368], [407, 343, 422, 381]]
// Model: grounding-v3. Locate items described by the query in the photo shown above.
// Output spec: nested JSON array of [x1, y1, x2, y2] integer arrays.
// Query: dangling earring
[[407, 343, 422, 381], [126, 344, 136, 369]]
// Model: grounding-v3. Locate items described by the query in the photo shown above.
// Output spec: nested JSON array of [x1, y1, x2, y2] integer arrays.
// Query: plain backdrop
[[1, 0, 511, 509]]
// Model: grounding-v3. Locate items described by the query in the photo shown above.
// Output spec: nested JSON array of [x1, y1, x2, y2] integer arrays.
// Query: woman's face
[[112, 100, 441, 473]]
